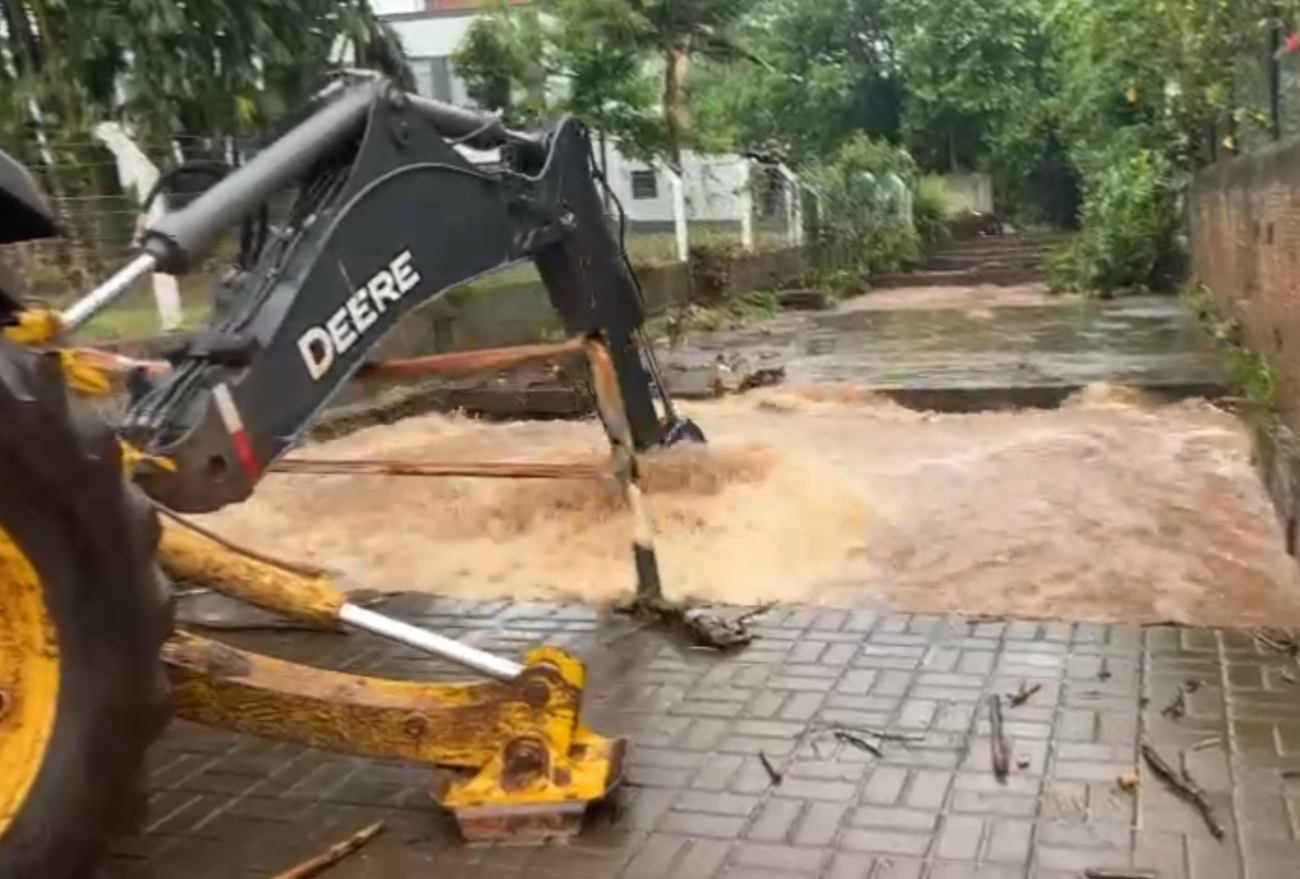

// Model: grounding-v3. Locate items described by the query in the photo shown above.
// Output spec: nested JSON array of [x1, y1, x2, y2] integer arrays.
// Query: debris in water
[[1008, 681, 1042, 707], [1189, 736, 1221, 752], [1254, 629, 1299, 655], [1099, 657, 1112, 681], [1082, 869, 1159, 879], [617, 601, 759, 651], [1140, 741, 1224, 840], [268, 820, 385, 879], [1117, 770, 1140, 792], [988, 695, 1011, 782], [1160, 687, 1187, 720]]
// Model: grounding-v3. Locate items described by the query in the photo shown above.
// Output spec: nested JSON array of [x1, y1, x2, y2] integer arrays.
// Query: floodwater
[[197, 381, 1300, 629]]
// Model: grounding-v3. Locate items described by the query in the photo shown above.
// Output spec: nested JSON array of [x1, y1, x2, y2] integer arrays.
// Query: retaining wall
[[1190, 140, 1300, 560]]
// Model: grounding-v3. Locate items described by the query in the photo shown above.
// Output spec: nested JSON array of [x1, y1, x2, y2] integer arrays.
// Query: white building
[[371, 0, 762, 231], [370, 0, 489, 106]]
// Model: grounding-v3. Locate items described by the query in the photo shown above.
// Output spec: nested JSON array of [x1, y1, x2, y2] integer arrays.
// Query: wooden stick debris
[[1160, 687, 1187, 719], [988, 695, 1011, 782], [1008, 681, 1042, 707], [268, 820, 385, 879], [833, 729, 883, 758], [758, 751, 783, 784], [1189, 736, 1221, 752], [1082, 869, 1159, 879], [1139, 742, 1224, 840], [272, 458, 610, 481], [1253, 630, 1296, 655], [820, 723, 925, 744]]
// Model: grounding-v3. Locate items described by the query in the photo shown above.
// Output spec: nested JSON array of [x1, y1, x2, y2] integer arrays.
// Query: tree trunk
[[2, 0, 44, 75], [662, 36, 693, 173]]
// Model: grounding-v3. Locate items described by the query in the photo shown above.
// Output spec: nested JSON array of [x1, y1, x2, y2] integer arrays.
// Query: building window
[[411, 56, 454, 103], [630, 170, 658, 200]]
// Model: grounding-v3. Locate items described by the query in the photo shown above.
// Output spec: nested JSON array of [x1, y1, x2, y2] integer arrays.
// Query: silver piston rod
[[59, 253, 158, 332], [338, 602, 524, 681]]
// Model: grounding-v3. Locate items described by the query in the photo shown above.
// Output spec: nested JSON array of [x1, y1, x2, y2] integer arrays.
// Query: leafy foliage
[[1047, 146, 1185, 294], [691, 0, 902, 162], [803, 134, 922, 287], [0, 0, 409, 150], [454, 0, 759, 166], [454, 0, 665, 158], [912, 175, 950, 251]]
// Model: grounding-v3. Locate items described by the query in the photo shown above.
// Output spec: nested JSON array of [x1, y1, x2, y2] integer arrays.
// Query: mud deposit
[[198, 383, 1300, 628]]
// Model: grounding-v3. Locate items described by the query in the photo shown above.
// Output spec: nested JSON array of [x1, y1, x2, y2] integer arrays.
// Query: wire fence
[[0, 131, 818, 342], [1233, 23, 1300, 155]]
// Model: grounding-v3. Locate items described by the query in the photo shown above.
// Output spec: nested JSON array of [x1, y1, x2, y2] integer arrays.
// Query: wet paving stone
[[97, 597, 1300, 878]]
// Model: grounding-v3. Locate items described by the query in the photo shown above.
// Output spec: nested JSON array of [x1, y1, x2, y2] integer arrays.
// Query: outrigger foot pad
[[432, 727, 629, 844]]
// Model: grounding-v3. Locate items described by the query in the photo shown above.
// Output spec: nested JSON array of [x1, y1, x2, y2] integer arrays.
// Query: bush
[[803, 134, 925, 291], [913, 175, 951, 251], [1048, 146, 1185, 295]]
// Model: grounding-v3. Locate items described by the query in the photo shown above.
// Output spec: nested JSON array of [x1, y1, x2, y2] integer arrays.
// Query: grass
[[1182, 282, 1275, 410]]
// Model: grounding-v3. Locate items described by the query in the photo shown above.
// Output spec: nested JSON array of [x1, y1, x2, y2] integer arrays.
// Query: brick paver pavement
[[100, 596, 1300, 879]]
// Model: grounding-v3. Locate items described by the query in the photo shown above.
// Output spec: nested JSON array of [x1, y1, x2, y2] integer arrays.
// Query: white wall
[[383, 11, 480, 106], [938, 173, 994, 215], [605, 150, 748, 224], [390, 14, 478, 58], [370, 0, 425, 13]]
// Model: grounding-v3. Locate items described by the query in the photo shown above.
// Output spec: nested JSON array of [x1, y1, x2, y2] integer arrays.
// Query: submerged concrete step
[[943, 230, 1073, 252], [925, 252, 1048, 272], [930, 242, 1062, 261], [872, 266, 1046, 288]]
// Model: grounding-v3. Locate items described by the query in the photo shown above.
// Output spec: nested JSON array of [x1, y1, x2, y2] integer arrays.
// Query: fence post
[[890, 172, 913, 226], [776, 163, 803, 247], [93, 122, 183, 332], [665, 166, 689, 262], [739, 158, 755, 252]]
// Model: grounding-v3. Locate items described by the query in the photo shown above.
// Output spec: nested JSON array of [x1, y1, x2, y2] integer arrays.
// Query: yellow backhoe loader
[[0, 73, 712, 878]]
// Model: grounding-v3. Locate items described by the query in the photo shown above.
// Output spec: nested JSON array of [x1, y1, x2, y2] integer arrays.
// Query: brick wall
[[1190, 139, 1300, 429]]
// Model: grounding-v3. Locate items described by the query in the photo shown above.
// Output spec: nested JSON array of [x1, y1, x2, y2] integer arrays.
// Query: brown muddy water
[[196, 383, 1300, 629]]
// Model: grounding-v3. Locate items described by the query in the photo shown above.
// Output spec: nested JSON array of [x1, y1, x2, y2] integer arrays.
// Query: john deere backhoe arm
[[106, 75, 699, 515]]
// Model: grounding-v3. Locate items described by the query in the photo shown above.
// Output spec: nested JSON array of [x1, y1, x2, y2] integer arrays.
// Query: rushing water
[[198, 381, 1300, 629]]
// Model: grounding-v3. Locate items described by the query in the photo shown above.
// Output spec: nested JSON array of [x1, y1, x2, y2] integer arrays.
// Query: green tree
[[455, 0, 761, 167], [454, 0, 663, 158], [884, 0, 1048, 173], [691, 0, 903, 161], [0, 0, 408, 149]]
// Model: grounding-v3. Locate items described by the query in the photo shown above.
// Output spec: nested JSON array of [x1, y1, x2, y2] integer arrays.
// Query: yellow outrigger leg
[[159, 520, 627, 844], [0, 523, 60, 841]]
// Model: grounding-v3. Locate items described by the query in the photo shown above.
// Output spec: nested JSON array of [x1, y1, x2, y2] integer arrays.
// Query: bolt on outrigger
[[0, 71, 751, 858]]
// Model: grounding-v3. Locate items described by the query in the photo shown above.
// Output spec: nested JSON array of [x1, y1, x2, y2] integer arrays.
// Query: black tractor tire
[[0, 336, 174, 879]]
